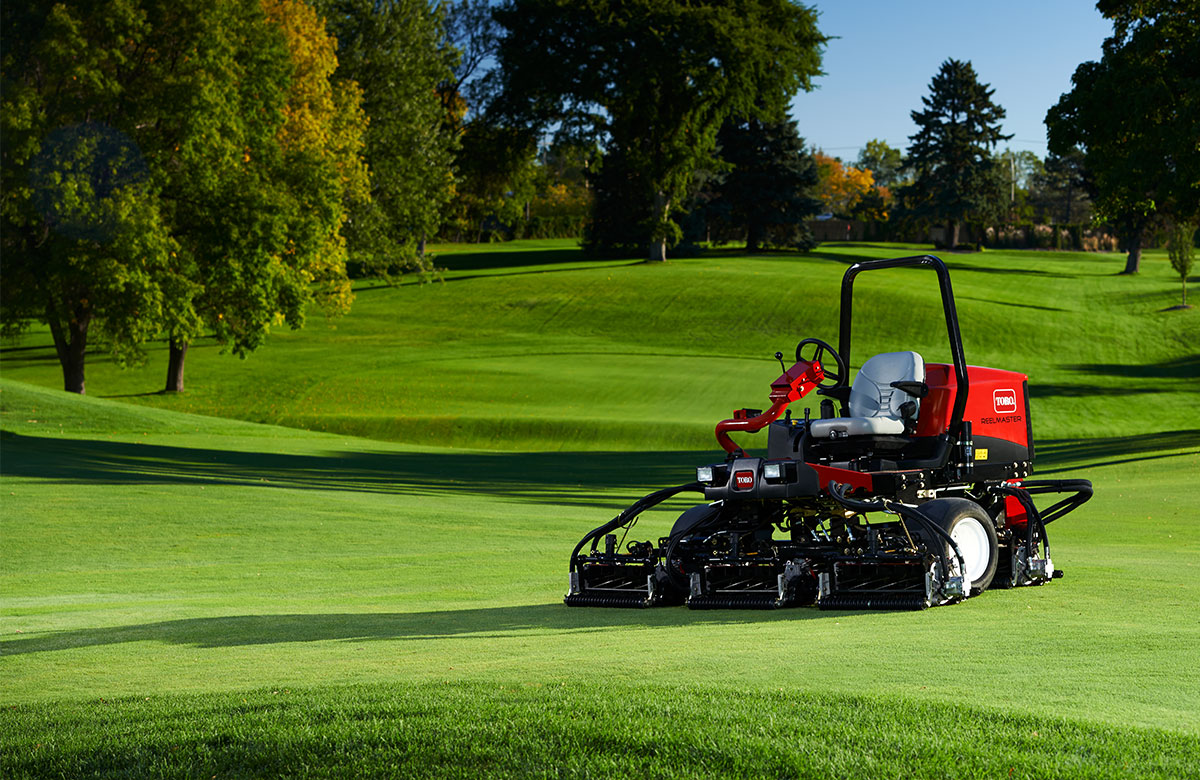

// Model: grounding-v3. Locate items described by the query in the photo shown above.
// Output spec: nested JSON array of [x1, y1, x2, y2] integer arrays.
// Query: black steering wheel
[[794, 337, 847, 389]]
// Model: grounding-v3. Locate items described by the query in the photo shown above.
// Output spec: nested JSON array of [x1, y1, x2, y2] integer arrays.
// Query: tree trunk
[[647, 191, 670, 263], [949, 220, 960, 249], [1121, 229, 1142, 274], [746, 222, 762, 253], [648, 238, 667, 262], [418, 233, 426, 264], [165, 340, 188, 392], [46, 301, 90, 394]]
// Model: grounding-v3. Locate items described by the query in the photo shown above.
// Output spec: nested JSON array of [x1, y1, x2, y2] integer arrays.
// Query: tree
[[442, 0, 502, 118], [1046, 1, 1200, 274], [1, 0, 366, 394], [707, 117, 821, 252], [856, 139, 904, 189], [812, 152, 875, 218], [1166, 222, 1196, 309], [442, 122, 538, 242], [316, 0, 458, 272], [2, 0, 280, 393], [901, 59, 1011, 248], [493, 0, 827, 262], [161, 0, 367, 392], [1033, 148, 1091, 225]]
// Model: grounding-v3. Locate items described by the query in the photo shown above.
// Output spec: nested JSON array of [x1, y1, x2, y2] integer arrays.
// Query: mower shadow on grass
[[0, 602, 860, 656]]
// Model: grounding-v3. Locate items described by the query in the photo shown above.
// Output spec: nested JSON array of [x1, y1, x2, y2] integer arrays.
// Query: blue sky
[[790, 0, 1113, 161]]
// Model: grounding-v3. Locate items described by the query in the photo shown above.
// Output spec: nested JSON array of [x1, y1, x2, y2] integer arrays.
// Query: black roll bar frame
[[836, 255, 970, 435]]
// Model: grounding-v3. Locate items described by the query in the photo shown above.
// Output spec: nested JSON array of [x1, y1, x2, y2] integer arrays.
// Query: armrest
[[816, 385, 852, 403], [890, 380, 929, 399]]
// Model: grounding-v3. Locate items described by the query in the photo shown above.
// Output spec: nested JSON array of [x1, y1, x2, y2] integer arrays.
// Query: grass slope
[[3, 242, 1199, 776], [1, 242, 1195, 449]]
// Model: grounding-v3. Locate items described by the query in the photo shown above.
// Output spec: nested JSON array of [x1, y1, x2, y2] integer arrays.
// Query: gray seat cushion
[[809, 351, 925, 439], [809, 415, 906, 438]]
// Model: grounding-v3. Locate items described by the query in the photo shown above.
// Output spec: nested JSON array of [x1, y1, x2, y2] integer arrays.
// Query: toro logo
[[734, 470, 755, 490], [993, 388, 1018, 414]]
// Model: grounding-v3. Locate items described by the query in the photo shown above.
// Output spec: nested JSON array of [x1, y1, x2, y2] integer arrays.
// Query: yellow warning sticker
[[975, 448, 989, 461]]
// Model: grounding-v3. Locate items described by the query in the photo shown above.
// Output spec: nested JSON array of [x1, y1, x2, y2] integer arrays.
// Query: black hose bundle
[[568, 482, 705, 573], [992, 479, 1092, 563], [825, 482, 967, 583]]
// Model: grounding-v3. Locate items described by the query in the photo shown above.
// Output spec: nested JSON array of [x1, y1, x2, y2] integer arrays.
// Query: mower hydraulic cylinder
[[715, 359, 823, 455]]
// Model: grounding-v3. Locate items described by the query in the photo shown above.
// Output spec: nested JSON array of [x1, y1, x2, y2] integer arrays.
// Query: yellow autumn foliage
[[261, 0, 365, 317], [261, 0, 369, 204], [813, 151, 875, 216]]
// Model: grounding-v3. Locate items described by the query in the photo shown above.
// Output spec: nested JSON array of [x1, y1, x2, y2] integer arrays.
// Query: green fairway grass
[[1, 241, 1195, 448], [3, 241, 1198, 776]]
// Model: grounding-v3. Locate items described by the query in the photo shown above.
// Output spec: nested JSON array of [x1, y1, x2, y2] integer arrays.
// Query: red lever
[[715, 359, 824, 455]]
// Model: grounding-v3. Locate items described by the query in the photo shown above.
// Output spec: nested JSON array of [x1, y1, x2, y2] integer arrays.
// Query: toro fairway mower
[[565, 255, 1092, 610]]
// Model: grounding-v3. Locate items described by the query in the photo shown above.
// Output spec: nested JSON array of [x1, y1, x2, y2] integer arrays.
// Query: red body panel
[[916, 363, 1030, 449], [715, 358, 824, 454], [811, 463, 873, 492], [1004, 494, 1030, 526]]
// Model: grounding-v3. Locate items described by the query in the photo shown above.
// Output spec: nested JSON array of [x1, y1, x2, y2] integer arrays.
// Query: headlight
[[696, 466, 714, 483], [763, 462, 782, 480]]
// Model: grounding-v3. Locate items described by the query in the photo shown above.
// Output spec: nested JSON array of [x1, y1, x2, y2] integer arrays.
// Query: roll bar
[[837, 255, 969, 434]]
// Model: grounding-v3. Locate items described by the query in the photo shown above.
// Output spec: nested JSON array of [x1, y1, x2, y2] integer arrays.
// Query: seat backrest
[[848, 351, 925, 420]]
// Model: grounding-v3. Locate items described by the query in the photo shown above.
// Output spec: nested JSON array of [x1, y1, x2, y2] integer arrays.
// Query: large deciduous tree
[[1046, 1, 1199, 274], [812, 152, 875, 218], [161, 0, 367, 392], [493, 0, 827, 262], [856, 139, 904, 190], [1, 0, 280, 393], [900, 59, 1010, 248], [316, 0, 458, 273], [1, 0, 367, 394]]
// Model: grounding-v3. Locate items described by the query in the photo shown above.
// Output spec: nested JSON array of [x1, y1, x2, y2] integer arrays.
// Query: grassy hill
[[2, 241, 1195, 448], [2, 241, 1198, 777]]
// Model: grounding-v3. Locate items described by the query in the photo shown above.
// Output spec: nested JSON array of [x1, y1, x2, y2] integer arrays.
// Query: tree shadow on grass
[[0, 602, 867, 657], [435, 247, 587, 272], [1028, 383, 1171, 398], [1067, 355, 1200, 380], [0, 432, 711, 509], [1034, 429, 1200, 472], [958, 295, 1067, 313], [4, 423, 1197, 502]]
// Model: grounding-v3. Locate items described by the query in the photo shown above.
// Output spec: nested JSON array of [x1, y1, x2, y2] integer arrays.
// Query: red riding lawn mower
[[565, 255, 1093, 610]]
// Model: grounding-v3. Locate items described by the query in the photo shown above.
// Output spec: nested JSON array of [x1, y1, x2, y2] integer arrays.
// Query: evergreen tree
[[708, 117, 821, 252], [1033, 148, 1091, 225], [901, 59, 1010, 248]]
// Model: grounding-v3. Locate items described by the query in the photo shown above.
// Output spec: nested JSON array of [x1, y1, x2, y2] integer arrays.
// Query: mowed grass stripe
[[3, 683, 1197, 780]]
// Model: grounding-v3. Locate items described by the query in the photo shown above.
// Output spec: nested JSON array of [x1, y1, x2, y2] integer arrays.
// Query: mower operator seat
[[809, 351, 925, 438]]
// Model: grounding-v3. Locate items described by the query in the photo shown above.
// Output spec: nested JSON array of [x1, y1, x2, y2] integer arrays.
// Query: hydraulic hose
[[826, 482, 967, 582], [661, 502, 726, 588], [568, 482, 704, 573]]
